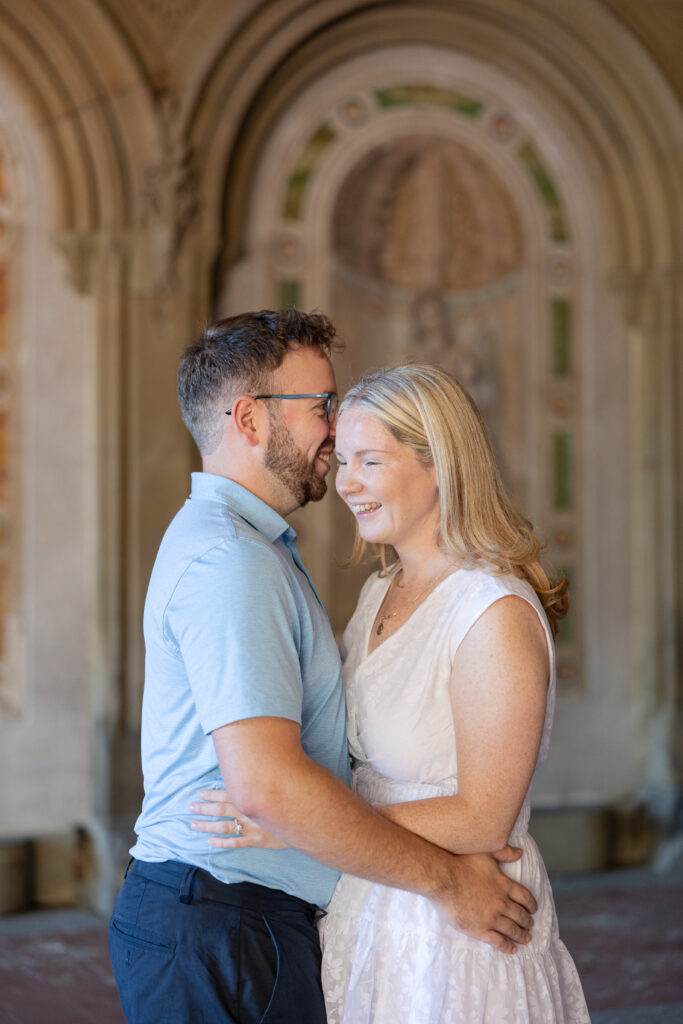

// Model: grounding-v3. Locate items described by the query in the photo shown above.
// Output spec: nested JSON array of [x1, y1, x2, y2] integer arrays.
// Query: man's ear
[[229, 395, 266, 448]]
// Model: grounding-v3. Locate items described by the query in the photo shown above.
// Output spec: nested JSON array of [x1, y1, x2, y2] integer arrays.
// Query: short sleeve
[[445, 571, 553, 663], [443, 570, 556, 763], [166, 538, 304, 734]]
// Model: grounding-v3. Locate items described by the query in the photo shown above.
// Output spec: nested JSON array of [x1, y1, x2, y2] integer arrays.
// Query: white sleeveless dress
[[319, 567, 590, 1024]]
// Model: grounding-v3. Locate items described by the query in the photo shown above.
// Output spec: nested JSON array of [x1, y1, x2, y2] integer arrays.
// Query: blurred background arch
[[0, 0, 680, 912]]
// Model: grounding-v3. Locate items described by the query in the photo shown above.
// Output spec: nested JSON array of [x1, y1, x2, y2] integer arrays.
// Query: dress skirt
[[319, 767, 590, 1024]]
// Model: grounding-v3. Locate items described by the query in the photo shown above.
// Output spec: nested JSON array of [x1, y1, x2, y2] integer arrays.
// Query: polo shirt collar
[[190, 472, 294, 544]]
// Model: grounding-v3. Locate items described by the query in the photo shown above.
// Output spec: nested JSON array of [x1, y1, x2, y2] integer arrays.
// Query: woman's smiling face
[[334, 406, 440, 554]]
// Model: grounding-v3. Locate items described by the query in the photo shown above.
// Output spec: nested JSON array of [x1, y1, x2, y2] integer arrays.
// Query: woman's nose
[[336, 465, 360, 495]]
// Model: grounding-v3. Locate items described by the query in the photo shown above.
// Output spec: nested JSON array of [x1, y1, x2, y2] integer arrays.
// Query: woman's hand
[[189, 789, 289, 850]]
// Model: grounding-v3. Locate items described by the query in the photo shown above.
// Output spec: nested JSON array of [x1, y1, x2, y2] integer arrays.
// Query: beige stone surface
[[0, 0, 679, 905]]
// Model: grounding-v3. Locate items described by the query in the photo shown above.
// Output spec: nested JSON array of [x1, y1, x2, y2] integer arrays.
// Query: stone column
[[615, 273, 679, 825]]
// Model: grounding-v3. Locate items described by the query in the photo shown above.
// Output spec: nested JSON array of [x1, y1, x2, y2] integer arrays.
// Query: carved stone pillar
[[613, 272, 679, 820], [123, 115, 208, 729]]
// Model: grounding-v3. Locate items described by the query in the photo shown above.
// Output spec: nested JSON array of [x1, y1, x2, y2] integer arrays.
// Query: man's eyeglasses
[[226, 392, 339, 422]]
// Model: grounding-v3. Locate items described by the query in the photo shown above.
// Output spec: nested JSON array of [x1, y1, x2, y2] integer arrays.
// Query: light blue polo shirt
[[130, 472, 350, 908]]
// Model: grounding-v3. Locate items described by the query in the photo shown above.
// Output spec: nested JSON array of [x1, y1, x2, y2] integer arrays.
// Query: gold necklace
[[375, 565, 453, 636]]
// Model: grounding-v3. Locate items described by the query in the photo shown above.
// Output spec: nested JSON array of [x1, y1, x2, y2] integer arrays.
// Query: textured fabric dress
[[319, 567, 590, 1024]]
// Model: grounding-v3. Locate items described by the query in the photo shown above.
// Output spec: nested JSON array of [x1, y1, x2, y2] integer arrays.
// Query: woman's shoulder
[[441, 565, 547, 645], [446, 563, 538, 602]]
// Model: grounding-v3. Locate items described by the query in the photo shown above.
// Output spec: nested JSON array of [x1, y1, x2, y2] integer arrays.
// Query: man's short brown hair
[[177, 309, 339, 455]]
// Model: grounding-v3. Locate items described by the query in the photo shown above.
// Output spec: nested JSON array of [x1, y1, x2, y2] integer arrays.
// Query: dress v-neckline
[[363, 571, 459, 661]]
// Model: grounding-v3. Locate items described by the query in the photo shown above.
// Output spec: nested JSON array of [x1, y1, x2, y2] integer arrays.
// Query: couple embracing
[[109, 309, 589, 1023]]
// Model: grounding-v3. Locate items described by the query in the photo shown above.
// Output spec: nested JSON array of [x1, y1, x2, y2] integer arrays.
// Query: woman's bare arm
[[376, 596, 549, 853], [192, 597, 549, 857]]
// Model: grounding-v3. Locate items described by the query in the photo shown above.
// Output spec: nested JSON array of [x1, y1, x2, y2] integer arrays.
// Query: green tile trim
[[283, 122, 337, 219], [553, 432, 573, 510], [279, 280, 301, 309], [284, 170, 311, 219], [549, 210, 567, 243], [518, 142, 567, 241], [374, 85, 483, 118], [551, 299, 571, 376], [519, 142, 560, 206]]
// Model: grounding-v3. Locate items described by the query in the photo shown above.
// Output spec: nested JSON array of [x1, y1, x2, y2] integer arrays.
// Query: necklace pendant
[[376, 621, 384, 636]]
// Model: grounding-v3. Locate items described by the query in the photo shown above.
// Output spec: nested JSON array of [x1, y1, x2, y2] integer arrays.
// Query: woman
[[194, 364, 589, 1023]]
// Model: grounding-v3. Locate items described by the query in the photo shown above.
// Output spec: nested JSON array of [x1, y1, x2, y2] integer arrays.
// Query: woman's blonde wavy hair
[[340, 363, 569, 636]]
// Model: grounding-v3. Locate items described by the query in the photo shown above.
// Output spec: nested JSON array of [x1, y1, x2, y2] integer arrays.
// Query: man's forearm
[[212, 719, 536, 952], [213, 719, 458, 898], [250, 752, 462, 896]]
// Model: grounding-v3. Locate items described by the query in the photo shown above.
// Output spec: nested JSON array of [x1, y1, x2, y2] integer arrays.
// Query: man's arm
[[211, 717, 536, 953]]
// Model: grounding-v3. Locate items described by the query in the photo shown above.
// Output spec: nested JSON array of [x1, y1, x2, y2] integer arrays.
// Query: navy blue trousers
[[109, 859, 327, 1024]]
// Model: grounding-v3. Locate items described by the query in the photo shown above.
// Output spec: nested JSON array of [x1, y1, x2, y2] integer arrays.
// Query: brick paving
[[552, 869, 683, 1024], [0, 909, 123, 1024], [0, 867, 681, 1023]]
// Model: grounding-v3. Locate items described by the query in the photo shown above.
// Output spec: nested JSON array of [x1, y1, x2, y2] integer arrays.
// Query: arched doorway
[[212, 22, 680, 835], [221, 48, 589, 699]]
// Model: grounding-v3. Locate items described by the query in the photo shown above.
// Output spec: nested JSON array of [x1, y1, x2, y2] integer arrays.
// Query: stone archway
[[327, 129, 531, 624], [209, 5, 682, 840], [330, 134, 526, 488], [0, 58, 111, 900], [222, 48, 590, 698], [0, 0, 173, 908]]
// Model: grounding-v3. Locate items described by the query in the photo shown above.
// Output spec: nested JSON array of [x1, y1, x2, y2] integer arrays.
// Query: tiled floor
[[552, 868, 683, 1023], [0, 908, 123, 1024], [0, 867, 681, 1023]]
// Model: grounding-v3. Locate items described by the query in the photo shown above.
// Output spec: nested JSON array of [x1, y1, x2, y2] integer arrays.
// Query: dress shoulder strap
[[444, 568, 552, 658]]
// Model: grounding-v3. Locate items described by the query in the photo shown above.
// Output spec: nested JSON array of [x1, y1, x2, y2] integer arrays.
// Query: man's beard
[[264, 412, 328, 508]]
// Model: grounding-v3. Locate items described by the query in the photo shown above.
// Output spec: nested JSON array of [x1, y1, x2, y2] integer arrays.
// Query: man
[[109, 310, 536, 1024]]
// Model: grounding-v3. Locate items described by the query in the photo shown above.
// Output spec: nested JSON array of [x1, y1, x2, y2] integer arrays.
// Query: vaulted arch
[[0, 1, 160, 888], [0, 0, 157, 233], [0, 0, 678, 898], [189, 0, 682, 277], [190, 0, 682, 826]]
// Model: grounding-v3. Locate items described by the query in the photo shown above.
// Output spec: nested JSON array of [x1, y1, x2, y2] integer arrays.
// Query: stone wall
[[0, 0, 680, 908]]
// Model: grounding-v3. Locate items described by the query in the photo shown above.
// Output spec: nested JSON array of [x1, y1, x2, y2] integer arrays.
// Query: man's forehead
[[275, 344, 337, 391]]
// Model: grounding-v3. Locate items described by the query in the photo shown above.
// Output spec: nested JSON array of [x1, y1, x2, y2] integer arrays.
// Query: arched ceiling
[[332, 137, 525, 291], [0, 0, 157, 231], [185, 0, 682, 277], [597, 0, 683, 104], [0, 0, 679, 257], [94, 0, 683, 110]]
